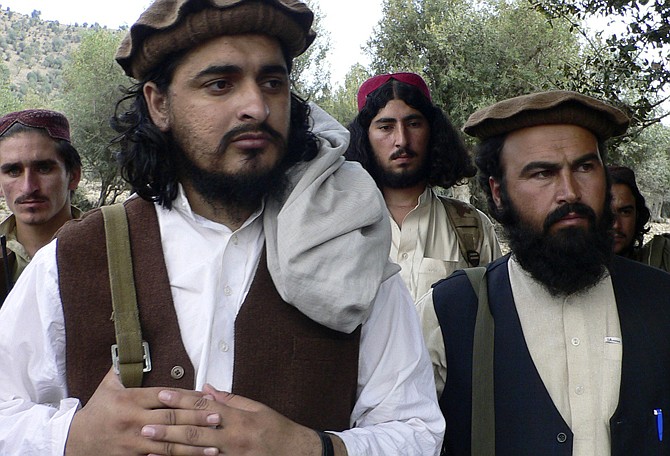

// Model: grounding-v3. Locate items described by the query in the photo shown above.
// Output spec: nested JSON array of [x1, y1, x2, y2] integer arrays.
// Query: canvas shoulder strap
[[101, 203, 149, 387], [441, 197, 483, 267], [464, 266, 495, 456], [645, 234, 670, 270]]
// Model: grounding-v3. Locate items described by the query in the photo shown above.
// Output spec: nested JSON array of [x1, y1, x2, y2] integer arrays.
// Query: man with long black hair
[[0, 1, 443, 455], [346, 73, 500, 301]]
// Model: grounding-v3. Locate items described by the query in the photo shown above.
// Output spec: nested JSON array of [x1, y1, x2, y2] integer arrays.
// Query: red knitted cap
[[0, 109, 71, 142], [357, 72, 431, 111]]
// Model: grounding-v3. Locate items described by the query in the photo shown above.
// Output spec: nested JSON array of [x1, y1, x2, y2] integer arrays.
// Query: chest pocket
[[417, 258, 461, 299]]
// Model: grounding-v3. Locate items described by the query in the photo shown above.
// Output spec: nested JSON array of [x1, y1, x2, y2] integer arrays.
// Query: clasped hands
[[65, 368, 323, 456]]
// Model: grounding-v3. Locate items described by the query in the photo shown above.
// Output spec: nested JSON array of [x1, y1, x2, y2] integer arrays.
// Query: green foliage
[[0, 62, 19, 112], [533, 0, 670, 129], [58, 29, 131, 207], [322, 63, 371, 125], [291, 0, 332, 105], [369, 0, 582, 128]]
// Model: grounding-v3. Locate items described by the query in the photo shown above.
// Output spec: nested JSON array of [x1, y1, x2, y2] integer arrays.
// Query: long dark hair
[[110, 52, 319, 210], [608, 164, 651, 249], [345, 79, 475, 189]]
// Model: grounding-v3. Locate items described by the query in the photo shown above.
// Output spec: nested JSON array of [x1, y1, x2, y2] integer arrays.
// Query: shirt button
[[401, 252, 409, 260], [571, 337, 580, 346], [218, 340, 229, 352], [231, 235, 238, 245], [224, 286, 232, 296], [557, 432, 567, 443], [575, 386, 585, 395], [170, 365, 185, 379]]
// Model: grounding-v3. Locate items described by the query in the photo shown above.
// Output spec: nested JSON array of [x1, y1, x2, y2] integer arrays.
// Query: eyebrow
[[615, 204, 635, 212], [194, 64, 288, 80], [373, 113, 425, 124], [0, 159, 58, 173], [520, 152, 601, 176]]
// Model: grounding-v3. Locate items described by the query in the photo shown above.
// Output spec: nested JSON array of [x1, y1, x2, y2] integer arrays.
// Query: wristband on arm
[[315, 430, 335, 456]]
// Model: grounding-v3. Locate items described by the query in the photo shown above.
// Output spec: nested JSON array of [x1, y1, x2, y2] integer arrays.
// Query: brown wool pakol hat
[[463, 90, 630, 141], [0, 109, 71, 142], [116, 0, 317, 80]]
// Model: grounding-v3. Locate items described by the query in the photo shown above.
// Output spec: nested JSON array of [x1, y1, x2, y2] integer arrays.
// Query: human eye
[[2, 165, 21, 177], [36, 162, 54, 174], [261, 76, 287, 92], [204, 79, 232, 94], [531, 169, 553, 179]]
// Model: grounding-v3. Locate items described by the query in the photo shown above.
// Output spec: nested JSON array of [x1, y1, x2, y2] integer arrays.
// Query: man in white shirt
[[345, 73, 500, 301], [418, 90, 670, 455], [0, 0, 444, 455]]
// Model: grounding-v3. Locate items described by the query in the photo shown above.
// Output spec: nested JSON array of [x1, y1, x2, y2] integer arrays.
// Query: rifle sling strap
[[101, 203, 147, 388]]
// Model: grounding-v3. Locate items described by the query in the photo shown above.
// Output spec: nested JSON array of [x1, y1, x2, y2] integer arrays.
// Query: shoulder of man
[[639, 233, 670, 272], [436, 194, 485, 266]]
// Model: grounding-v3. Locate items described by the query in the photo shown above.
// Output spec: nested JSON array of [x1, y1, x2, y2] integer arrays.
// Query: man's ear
[[490, 176, 503, 210], [68, 166, 82, 192], [143, 82, 170, 132]]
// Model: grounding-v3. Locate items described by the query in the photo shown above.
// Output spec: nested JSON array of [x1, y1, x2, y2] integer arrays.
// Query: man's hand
[[141, 384, 348, 456], [64, 368, 221, 456]]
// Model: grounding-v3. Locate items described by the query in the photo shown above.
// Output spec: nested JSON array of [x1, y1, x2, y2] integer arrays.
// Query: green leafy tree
[[291, 0, 333, 105], [532, 0, 670, 130], [0, 62, 20, 112], [58, 29, 131, 207], [368, 0, 582, 127], [324, 63, 371, 125]]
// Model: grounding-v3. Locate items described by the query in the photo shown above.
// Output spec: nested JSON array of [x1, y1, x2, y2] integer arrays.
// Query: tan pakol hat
[[116, 0, 316, 80], [463, 90, 630, 141]]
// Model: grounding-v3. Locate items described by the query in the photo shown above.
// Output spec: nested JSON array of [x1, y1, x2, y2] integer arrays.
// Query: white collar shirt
[[0, 189, 445, 455]]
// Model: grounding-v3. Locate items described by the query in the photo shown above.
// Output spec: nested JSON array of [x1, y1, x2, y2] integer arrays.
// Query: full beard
[[174, 124, 291, 222], [502, 191, 614, 297], [373, 148, 429, 189]]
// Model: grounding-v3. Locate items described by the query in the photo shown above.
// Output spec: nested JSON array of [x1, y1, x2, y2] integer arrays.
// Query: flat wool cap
[[116, 0, 316, 80], [0, 109, 70, 142], [463, 90, 630, 140]]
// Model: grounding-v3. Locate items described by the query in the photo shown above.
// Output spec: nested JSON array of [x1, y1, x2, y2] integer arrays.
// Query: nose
[[556, 171, 580, 204], [394, 124, 408, 149], [19, 170, 39, 194], [237, 82, 270, 123]]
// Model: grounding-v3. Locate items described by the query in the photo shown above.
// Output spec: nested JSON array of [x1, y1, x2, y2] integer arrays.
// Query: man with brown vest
[[0, 0, 444, 455]]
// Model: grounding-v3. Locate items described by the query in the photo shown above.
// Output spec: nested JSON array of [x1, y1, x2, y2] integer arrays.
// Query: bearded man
[[346, 73, 500, 301], [0, 1, 444, 455], [417, 90, 670, 455]]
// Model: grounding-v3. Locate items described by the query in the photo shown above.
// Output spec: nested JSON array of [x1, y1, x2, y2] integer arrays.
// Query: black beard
[[173, 124, 291, 219], [372, 148, 429, 189], [502, 193, 614, 297]]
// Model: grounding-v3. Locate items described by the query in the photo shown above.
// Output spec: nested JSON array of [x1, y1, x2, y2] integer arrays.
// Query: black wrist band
[[316, 430, 335, 456]]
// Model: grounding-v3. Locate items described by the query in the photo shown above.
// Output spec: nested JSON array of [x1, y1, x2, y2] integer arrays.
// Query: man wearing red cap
[[0, 109, 81, 305], [0, 1, 443, 455], [346, 73, 501, 302], [418, 90, 670, 455]]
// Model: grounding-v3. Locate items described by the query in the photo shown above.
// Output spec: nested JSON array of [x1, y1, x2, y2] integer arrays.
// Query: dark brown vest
[[57, 197, 360, 430]]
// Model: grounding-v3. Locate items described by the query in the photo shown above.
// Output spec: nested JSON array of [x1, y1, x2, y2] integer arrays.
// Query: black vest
[[434, 255, 670, 455]]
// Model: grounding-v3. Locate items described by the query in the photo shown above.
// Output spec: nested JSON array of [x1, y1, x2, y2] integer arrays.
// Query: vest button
[[556, 432, 567, 443], [170, 365, 185, 379]]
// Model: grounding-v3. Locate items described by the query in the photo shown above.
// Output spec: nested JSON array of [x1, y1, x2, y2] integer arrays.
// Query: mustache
[[543, 203, 597, 233], [218, 122, 285, 152], [389, 147, 418, 160], [14, 192, 48, 205]]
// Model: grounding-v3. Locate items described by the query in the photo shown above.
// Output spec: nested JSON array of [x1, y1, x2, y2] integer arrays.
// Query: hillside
[[0, 5, 121, 104]]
